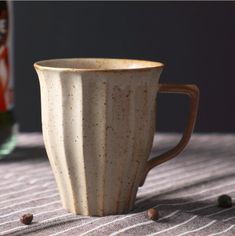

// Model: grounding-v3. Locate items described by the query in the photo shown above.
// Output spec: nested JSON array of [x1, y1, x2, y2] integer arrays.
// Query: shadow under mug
[[34, 58, 199, 216]]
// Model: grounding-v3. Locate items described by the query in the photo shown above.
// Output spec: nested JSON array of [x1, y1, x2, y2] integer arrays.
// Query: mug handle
[[139, 83, 199, 186]]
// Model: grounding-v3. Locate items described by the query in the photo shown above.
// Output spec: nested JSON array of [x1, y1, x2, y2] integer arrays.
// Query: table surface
[[0, 133, 235, 236]]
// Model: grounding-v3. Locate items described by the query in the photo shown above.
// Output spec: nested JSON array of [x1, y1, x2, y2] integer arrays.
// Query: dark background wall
[[13, 2, 235, 133]]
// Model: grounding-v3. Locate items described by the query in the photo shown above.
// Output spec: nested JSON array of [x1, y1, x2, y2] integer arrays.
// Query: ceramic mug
[[34, 58, 199, 216]]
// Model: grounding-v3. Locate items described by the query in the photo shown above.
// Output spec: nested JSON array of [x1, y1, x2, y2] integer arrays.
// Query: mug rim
[[34, 58, 164, 72]]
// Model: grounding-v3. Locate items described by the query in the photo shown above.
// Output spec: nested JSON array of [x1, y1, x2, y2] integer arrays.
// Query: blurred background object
[[13, 2, 235, 133], [0, 1, 16, 156]]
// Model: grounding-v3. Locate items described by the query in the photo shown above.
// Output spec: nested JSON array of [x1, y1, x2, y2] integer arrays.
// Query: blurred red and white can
[[0, 1, 16, 157]]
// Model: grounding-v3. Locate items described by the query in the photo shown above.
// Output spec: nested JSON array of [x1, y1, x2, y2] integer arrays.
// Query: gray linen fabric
[[0, 133, 235, 236]]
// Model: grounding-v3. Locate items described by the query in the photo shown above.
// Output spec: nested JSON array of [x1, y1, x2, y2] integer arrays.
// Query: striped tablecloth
[[0, 133, 235, 236]]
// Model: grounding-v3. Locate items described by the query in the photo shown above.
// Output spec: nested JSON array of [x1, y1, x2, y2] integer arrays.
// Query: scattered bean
[[218, 194, 232, 208], [20, 213, 33, 225], [147, 208, 159, 220]]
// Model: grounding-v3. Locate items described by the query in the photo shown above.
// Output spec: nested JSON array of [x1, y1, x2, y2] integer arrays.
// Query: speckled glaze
[[34, 58, 199, 216]]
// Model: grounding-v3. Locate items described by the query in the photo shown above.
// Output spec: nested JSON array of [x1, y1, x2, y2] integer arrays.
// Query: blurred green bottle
[[0, 1, 17, 157]]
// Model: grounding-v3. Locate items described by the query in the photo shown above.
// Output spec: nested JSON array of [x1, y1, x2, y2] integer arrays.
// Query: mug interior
[[34, 58, 164, 71]]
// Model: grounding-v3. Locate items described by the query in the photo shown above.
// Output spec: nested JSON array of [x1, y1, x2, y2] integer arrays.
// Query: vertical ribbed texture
[[100, 78, 157, 215], [60, 73, 88, 215], [82, 76, 108, 216], [37, 69, 161, 216], [38, 70, 76, 212]]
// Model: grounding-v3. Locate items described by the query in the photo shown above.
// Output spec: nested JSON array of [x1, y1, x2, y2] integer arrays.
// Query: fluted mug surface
[[34, 58, 199, 216]]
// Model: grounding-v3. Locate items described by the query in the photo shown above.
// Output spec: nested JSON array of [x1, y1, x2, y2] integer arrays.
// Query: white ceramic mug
[[34, 58, 199, 216]]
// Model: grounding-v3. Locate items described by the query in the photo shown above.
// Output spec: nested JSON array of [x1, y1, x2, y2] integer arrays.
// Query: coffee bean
[[218, 194, 232, 208], [147, 208, 159, 220], [20, 213, 33, 225]]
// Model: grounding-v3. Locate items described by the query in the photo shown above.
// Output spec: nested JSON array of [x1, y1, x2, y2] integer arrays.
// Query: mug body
[[35, 58, 163, 216]]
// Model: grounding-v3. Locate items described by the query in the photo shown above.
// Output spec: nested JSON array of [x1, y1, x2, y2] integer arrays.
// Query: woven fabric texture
[[0, 133, 235, 236]]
